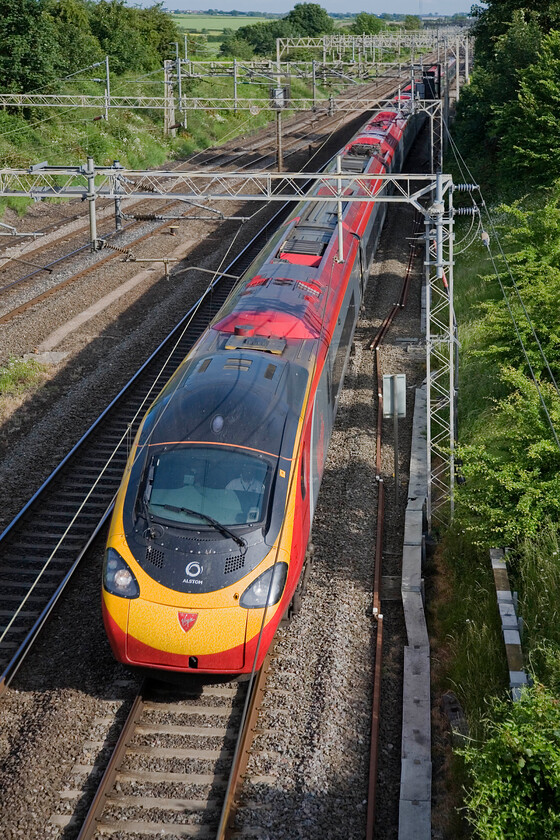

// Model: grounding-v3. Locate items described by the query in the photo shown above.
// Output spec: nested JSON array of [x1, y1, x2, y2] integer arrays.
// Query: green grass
[[0, 357, 48, 397], [429, 531, 509, 738], [513, 525, 560, 690], [172, 13, 274, 33]]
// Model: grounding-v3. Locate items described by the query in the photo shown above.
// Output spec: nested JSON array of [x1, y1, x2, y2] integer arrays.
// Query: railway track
[[0, 203, 293, 693], [76, 669, 263, 840]]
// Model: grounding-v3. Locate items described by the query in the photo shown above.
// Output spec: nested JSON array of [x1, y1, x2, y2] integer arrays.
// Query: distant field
[[173, 14, 274, 33]]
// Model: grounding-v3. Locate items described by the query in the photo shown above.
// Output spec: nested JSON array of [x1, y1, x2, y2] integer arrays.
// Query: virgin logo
[[178, 612, 198, 633]]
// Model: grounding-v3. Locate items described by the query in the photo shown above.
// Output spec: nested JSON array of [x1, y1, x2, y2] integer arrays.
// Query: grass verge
[[0, 356, 48, 398]]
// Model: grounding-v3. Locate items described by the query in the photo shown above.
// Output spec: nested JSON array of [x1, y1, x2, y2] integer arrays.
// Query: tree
[[469, 1, 560, 76], [351, 12, 384, 35], [453, 9, 542, 177], [220, 33, 254, 59], [284, 3, 334, 36], [137, 4, 181, 64], [45, 0, 103, 75], [89, 0, 168, 73], [0, 0, 60, 92], [234, 19, 296, 56], [403, 14, 422, 30], [497, 30, 560, 183]]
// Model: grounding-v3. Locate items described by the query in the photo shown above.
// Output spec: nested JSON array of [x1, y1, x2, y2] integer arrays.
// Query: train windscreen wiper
[[162, 504, 247, 550]]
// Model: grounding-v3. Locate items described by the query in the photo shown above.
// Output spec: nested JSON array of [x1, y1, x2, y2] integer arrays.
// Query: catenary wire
[[444, 121, 560, 451]]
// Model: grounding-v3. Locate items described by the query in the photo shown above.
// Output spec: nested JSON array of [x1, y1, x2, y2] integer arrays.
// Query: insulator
[[455, 183, 478, 192], [454, 207, 480, 216]]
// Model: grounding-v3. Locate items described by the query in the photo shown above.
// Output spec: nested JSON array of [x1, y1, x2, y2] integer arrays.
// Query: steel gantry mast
[[424, 173, 455, 525]]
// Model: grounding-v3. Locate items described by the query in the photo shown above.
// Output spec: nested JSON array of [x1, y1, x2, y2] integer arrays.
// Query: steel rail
[[218, 648, 273, 838], [76, 686, 146, 840]]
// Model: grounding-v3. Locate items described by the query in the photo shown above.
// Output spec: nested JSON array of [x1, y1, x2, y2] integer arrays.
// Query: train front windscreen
[[145, 446, 272, 527]]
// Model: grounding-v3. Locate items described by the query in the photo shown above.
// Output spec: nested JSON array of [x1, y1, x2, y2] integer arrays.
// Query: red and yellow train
[[102, 94, 424, 674]]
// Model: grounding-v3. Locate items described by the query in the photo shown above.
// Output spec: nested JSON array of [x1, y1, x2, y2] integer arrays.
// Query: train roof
[[141, 352, 308, 459]]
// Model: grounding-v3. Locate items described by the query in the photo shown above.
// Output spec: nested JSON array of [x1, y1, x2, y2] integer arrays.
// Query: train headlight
[[103, 547, 140, 599], [240, 562, 288, 609]]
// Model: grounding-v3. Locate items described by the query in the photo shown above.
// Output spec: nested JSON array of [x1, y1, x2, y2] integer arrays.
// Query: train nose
[[125, 599, 247, 671]]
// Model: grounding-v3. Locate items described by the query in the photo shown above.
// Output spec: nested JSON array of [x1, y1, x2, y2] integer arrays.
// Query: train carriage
[[102, 96, 424, 674]]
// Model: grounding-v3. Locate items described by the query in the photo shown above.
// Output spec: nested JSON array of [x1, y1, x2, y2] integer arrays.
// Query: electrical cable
[[445, 120, 560, 393], [452, 210, 482, 254]]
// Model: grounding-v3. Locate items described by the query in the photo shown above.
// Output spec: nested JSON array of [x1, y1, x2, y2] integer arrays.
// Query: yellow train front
[[102, 343, 311, 675]]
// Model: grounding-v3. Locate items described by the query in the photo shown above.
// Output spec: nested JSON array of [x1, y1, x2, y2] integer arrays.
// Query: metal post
[[184, 34, 188, 60], [424, 211, 432, 527], [392, 376, 399, 504], [163, 60, 176, 137], [113, 160, 123, 232], [336, 154, 343, 263], [465, 36, 470, 83], [104, 55, 110, 121], [312, 60, 316, 108], [234, 58, 238, 112], [86, 156, 97, 251], [444, 40, 450, 142], [276, 110, 283, 172], [448, 184, 455, 517], [175, 44, 183, 129], [425, 171, 455, 527], [429, 112, 434, 174], [455, 35, 460, 102], [436, 171, 443, 282]]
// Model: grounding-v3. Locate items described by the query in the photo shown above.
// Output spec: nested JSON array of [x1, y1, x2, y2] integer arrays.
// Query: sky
[[156, 1, 473, 15]]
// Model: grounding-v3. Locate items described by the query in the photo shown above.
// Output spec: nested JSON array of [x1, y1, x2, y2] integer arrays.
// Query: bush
[[461, 685, 560, 840]]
